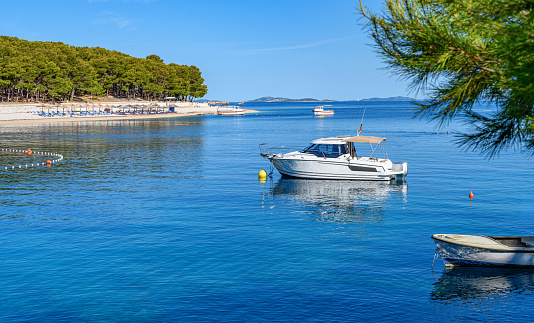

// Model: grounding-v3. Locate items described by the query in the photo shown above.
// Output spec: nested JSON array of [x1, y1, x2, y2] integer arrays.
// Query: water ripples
[[0, 104, 533, 322]]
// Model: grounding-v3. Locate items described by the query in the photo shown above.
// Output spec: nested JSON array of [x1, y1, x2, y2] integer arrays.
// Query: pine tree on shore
[[0, 36, 208, 103]]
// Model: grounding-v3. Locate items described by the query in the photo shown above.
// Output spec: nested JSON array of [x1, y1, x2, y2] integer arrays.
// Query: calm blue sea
[[0, 101, 533, 322]]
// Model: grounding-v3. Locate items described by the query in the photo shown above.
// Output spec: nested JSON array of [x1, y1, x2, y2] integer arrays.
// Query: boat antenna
[[358, 108, 366, 136]]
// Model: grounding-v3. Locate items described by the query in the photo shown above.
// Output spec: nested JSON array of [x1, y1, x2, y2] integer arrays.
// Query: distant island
[[197, 96, 419, 103], [359, 96, 414, 102], [246, 97, 333, 103], [243, 96, 415, 103]]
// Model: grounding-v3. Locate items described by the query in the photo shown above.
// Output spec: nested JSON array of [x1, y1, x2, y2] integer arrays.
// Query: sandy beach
[[0, 102, 254, 125]]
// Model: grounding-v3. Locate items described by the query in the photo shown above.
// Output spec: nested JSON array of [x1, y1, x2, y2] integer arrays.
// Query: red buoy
[[469, 191, 474, 200]]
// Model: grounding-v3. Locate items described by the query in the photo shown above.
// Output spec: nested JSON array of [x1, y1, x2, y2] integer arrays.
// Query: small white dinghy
[[432, 234, 534, 268]]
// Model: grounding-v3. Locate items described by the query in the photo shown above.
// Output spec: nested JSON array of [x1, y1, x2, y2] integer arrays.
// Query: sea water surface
[[0, 101, 533, 322]]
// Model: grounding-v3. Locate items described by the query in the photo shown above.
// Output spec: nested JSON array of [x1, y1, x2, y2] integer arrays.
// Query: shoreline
[[0, 102, 257, 125]]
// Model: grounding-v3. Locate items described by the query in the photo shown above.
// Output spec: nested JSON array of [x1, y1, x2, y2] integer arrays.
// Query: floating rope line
[[0, 148, 64, 171]]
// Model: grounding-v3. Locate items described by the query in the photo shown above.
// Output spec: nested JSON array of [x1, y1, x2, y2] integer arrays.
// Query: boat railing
[[259, 143, 300, 157], [368, 141, 388, 159]]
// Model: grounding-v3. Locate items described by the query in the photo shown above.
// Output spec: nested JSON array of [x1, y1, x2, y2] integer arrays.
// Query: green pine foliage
[[358, 0, 534, 156], [0, 36, 208, 103]]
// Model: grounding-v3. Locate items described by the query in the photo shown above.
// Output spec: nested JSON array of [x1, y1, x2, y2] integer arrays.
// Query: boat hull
[[218, 112, 245, 116], [314, 111, 334, 116], [433, 235, 534, 268], [270, 157, 401, 181]]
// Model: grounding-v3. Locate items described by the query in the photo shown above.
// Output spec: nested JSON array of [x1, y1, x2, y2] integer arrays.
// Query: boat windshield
[[301, 144, 347, 158]]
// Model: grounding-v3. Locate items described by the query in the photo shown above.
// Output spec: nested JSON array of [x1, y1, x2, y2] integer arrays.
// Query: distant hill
[[246, 97, 332, 103], [245, 96, 415, 103], [359, 96, 414, 102]]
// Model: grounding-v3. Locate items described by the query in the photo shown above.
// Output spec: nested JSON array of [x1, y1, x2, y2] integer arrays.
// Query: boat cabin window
[[302, 144, 347, 158]]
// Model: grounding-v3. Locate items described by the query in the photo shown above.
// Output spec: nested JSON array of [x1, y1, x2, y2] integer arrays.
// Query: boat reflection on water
[[267, 178, 407, 224], [431, 267, 534, 304]]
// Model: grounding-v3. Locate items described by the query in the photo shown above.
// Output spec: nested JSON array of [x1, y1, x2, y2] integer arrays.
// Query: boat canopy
[[343, 136, 386, 144], [310, 136, 348, 145]]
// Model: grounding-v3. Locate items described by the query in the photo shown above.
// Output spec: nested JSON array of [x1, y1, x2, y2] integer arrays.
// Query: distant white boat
[[432, 234, 534, 268], [313, 105, 334, 116], [217, 106, 245, 116]]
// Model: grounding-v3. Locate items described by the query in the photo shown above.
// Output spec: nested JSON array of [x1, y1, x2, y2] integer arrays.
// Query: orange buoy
[[469, 191, 474, 200], [27, 149, 31, 156], [446, 131, 449, 134], [46, 160, 51, 166]]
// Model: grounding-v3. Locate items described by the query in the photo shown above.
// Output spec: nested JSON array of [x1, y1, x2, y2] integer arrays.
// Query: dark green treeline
[[0, 36, 208, 103]]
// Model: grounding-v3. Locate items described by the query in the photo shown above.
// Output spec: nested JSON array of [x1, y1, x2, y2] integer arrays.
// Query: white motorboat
[[432, 234, 534, 268], [259, 135, 408, 181], [313, 105, 334, 116], [217, 106, 245, 116]]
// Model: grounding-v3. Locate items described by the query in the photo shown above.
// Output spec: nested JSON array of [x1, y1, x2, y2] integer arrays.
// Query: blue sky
[[0, 0, 414, 101]]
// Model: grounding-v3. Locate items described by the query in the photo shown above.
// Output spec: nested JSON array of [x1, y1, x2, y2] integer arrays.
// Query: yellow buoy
[[258, 169, 267, 180]]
